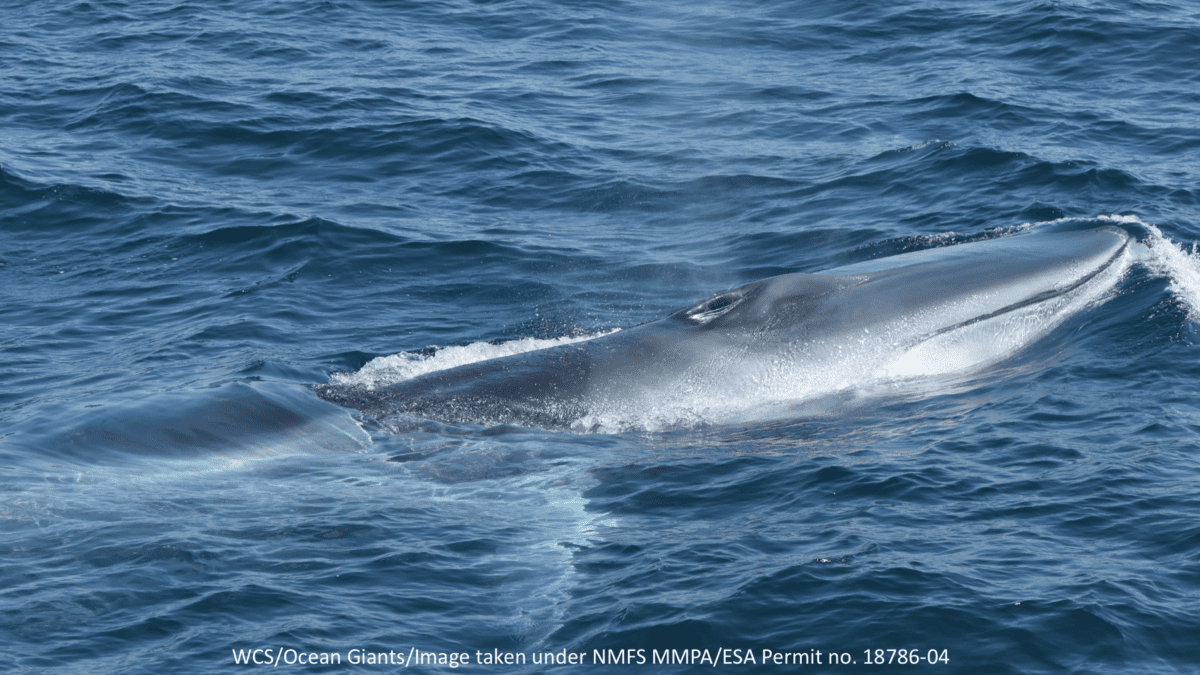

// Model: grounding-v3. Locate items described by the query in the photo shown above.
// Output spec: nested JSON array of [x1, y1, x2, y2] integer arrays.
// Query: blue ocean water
[[3, 0, 1200, 672]]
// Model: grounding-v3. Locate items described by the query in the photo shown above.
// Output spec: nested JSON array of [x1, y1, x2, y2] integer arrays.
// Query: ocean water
[[3, 0, 1200, 673]]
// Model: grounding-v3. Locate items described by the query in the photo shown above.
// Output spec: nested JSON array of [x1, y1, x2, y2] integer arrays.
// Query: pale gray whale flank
[[316, 227, 1131, 431]]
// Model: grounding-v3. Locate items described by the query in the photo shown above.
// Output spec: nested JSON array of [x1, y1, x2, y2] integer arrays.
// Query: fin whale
[[316, 227, 1131, 431]]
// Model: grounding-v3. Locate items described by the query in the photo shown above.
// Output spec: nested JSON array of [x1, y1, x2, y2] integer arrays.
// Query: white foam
[[332, 330, 620, 390], [1109, 214, 1200, 321]]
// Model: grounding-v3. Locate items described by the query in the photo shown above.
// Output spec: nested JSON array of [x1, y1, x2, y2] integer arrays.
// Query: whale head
[[318, 226, 1133, 431]]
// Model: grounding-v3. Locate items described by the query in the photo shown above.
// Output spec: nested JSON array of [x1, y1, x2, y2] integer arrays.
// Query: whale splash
[[316, 226, 1134, 432]]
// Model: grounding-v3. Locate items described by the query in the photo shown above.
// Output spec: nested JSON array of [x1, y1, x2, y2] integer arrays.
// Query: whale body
[[316, 227, 1132, 431]]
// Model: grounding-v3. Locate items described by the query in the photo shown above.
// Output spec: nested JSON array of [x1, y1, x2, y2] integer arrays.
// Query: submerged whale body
[[316, 227, 1131, 431]]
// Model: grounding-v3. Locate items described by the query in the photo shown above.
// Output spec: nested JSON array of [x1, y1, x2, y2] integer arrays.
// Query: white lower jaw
[[883, 243, 1132, 381]]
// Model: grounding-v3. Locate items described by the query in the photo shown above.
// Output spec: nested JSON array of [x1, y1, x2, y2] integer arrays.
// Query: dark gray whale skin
[[315, 227, 1131, 429]]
